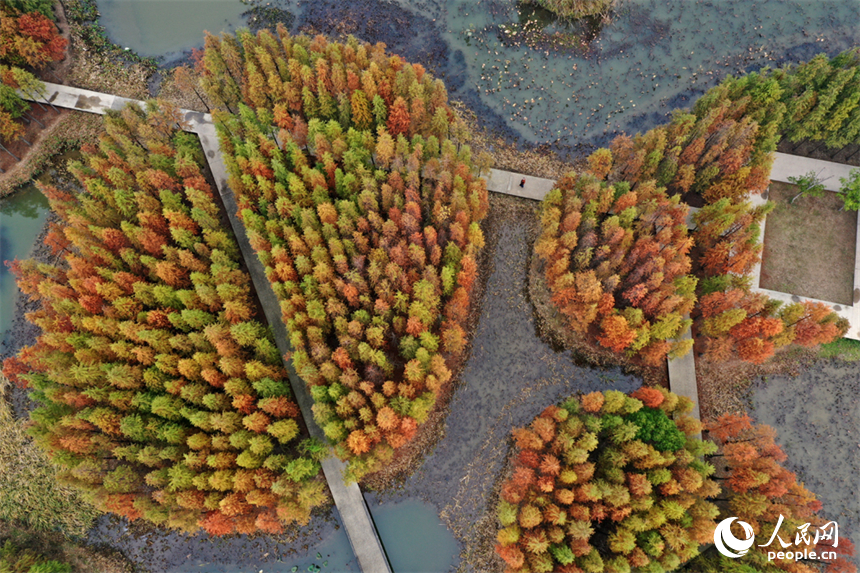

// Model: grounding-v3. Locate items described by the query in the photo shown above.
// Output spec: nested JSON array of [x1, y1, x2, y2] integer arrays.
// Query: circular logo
[[714, 517, 756, 558]]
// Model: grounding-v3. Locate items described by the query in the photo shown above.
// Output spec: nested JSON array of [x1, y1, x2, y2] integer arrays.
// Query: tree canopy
[[535, 169, 697, 366], [202, 27, 488, 480], [4, 101, 326, 535], [495, 387, 719, 573]]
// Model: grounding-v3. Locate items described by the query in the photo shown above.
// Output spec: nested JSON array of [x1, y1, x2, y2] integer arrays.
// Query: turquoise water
[[90, 498, 460, 572], [370, 500, 459, 573], [0, 185, 50, 338], [97, 0, 249, 59]]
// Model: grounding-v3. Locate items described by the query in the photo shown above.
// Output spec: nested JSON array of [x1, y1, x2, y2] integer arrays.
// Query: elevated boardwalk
[[30, 85, 854, 545], [24, 82, 392, 573], [480, 166, 701, 428]]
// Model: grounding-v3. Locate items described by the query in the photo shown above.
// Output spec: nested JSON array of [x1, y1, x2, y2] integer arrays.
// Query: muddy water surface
[[751, 361, 860, 562], [366, 196, 642, 568]]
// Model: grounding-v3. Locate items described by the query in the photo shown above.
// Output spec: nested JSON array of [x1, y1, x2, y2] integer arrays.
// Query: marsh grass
[[818, 337, 860, 362], [0, 374, 99, 537]]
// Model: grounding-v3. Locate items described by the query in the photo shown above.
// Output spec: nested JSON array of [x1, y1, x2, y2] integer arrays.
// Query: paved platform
[[485, 168, 556, 200], [753, 152, 860, 340], [771, 152, 856, 191], [22, 82, 392, 573]]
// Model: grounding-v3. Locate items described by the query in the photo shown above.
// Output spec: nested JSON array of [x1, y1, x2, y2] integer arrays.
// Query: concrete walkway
[[485, 168, 556, 200], [25, 82, 392, 573], [482, 166, 702, 422], [771, 152, 856, 192]]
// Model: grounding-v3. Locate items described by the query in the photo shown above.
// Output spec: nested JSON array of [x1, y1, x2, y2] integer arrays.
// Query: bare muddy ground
[[749, 360, 860, 564], [365, 194, 642, 571]]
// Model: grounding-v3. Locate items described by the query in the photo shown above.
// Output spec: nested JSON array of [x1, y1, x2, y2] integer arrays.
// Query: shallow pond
[[0, 185, 50, 339], [97, 0, 249, 60], [750, 360, 860, 563], [370, 500, 459, 572], [442, 0, 860, 145], [96, 0, 860, 148], [90, 495, 459, 572], [88, 510, 358, 573]]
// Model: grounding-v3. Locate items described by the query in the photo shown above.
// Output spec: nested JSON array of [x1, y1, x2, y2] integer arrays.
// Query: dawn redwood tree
[[494, 387, 720, 573], [202, 28, 489, 481], [598, 59, 848, 364], [775, 48, 860, 149], [4, 100, 327, 535], [682, 414, 857, 573], [0, 3, 66, 68], [0, 2, 63, 150], [535, 165, 697, 365]]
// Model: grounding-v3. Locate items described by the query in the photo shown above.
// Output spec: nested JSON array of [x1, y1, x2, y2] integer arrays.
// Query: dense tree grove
[[201, 28, 488, 479], [494, 392, 856, 573], [3, 102, 327, 535], [776, 48, 860, 149], [606, 70, 785, 205], [0, 0, 64, 149], [535, 170, 697, 365], [542, 56, 849, 366], [683, 414, 856, 573], [495, 388, 719, 573]]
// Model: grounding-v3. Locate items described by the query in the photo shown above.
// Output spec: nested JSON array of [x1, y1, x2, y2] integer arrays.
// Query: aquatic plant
[[522, 0, 614, 20], [0, 374, 99, 537]]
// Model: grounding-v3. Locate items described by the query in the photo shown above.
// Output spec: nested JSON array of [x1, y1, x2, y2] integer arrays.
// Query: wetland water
[[0, 185, 50, 341], [89, 496, 458, 572], [96, 0, 859, 149], [751, 362, 860, 562], [98, 0, 248, 60], [0, 0, 852, 568]]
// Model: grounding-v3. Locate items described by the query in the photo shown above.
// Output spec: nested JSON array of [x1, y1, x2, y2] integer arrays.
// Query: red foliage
[[386, 97, 411, 136], [103, 493, 143, 521], [630, 387, 664, 408], [496, 544, 525, 569], [517, 449, 540, 469], [2, 356, 29, 387], [255, 509, 285, 534], [232, 394, 257, 415], [706, 413, 752, 442], [581, 392, 605, 413], [200, 511, 235, 536], [259, 396, 299, 418], [597, 314, 637, 352]]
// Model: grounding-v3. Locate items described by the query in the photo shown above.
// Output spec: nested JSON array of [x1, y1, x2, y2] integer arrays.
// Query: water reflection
[[0, 185, 50, 337]]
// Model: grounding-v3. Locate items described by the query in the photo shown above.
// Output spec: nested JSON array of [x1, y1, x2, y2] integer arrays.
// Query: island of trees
[[1, 14, 858, 573]]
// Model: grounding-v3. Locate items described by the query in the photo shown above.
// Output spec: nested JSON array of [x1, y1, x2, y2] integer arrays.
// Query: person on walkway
[[520, 178, 526, 188]]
